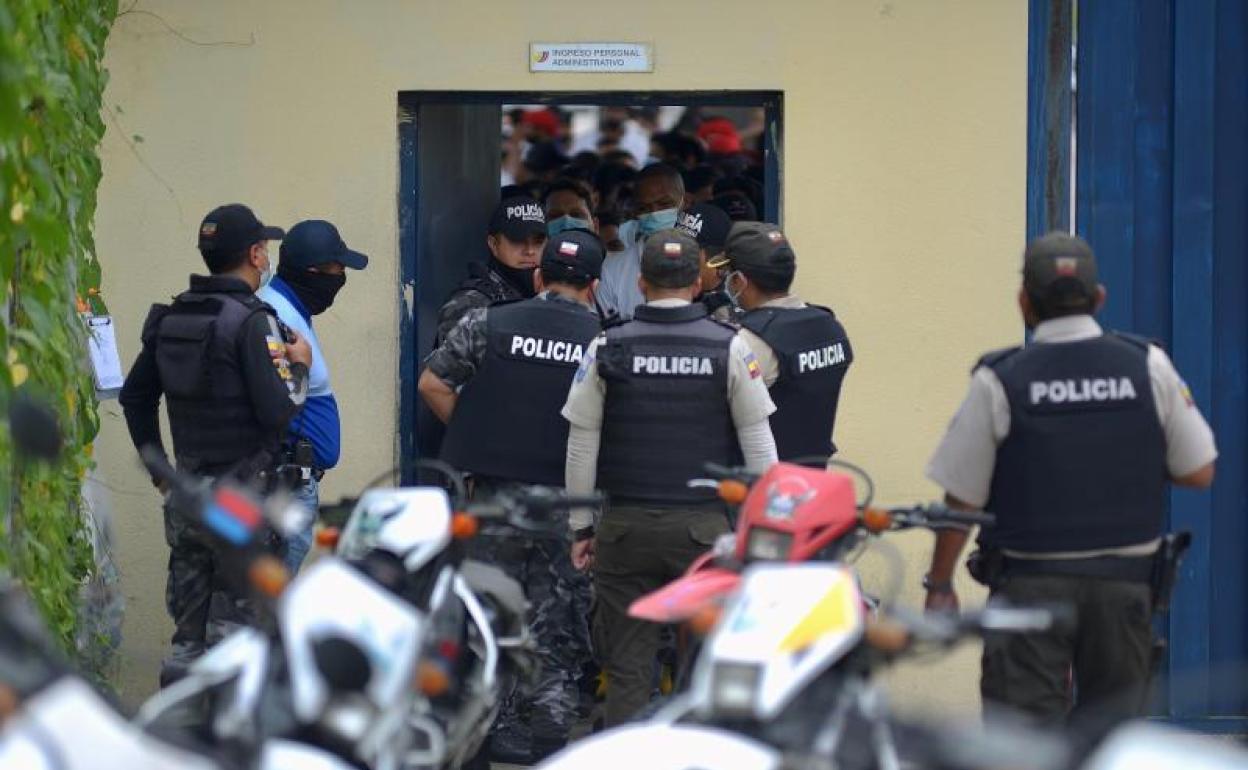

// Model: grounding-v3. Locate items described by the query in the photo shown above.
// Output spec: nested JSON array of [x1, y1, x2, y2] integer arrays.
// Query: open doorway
[[397, 91, 784, 477]]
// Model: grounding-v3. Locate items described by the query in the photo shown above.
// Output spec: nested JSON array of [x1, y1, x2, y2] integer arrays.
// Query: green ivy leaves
[[0, 0, 118, 656]]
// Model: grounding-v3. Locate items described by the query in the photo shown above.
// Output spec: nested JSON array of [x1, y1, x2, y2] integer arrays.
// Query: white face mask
[[255, 243, 274, 289], [725, 270, 746, 307]]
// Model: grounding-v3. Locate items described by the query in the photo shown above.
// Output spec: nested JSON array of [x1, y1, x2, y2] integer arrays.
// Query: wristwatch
[[922, 574, 953, 593], [573, 526, 596, 542]]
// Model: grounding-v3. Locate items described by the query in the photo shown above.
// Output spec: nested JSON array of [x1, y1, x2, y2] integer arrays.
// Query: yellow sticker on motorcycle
[[776, 577, 857, 653]]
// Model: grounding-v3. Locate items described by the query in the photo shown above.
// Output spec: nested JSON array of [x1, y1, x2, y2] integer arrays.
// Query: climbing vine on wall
[[0, 0, 118, 651]]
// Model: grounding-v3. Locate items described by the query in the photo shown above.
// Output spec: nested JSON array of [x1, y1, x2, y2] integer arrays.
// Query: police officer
[[723, 222, 853, 461], [258, 219, 369, 574], [675, 202, 737, 321], [435, 194, 547, 343], [563, 229, 778, 726], [418, 229, 604, 762], [923, 232, 1216, 728], [119, 203, 312, 685]]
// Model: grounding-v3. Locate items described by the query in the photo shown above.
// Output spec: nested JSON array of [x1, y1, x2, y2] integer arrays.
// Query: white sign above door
[[529, 43, 653, 73]]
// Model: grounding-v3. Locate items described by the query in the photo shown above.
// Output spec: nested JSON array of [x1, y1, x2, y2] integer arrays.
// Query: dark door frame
[[397, 90, 785, 482]]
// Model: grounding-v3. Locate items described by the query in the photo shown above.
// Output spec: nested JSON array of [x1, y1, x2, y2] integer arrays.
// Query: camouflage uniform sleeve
[[436, 288, 490, 344], [425, 308, 488, 390]]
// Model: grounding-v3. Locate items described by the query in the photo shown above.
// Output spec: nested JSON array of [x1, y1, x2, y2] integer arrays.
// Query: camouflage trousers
[[471, 527, 593, 752], [160, 498, 259, 687]]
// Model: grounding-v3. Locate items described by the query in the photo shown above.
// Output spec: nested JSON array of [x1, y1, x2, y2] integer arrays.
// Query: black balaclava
[[489, 257, 537, 298], [278, 263, 346, 315]]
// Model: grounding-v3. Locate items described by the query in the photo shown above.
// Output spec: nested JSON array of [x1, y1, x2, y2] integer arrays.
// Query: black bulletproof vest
[[740, 304, 852, 461], [440, 297, 601, 485], [153, 287, 274, 473], [597, 304, 741, 504], [984, 332, 1166, 552]]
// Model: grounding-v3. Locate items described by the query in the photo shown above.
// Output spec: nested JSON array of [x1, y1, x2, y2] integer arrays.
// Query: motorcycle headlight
[[745, 528, 793, 562], [710, 662, 762, 716]]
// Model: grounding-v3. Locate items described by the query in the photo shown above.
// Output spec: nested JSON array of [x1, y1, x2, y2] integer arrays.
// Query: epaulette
[[973, 345, 1023, 373]]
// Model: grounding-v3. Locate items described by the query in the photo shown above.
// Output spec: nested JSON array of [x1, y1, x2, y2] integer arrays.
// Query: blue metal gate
[[1028, 0, 1247, 730]]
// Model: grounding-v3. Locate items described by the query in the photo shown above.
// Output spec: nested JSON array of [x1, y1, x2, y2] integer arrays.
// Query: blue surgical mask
[[636, 207, 680, 238], [547, 215, 593, 236]]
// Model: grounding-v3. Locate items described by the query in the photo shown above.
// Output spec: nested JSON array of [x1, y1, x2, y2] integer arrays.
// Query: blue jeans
[[283, 477, 319, 575]]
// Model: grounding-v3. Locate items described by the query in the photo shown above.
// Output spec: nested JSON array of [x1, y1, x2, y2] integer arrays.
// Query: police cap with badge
[[489, 194, 547, 240], [1021, 231, 1099, 311], [676, 203, 734, 266], [722, 221, 796, 276], [640, 228, 702, 287], [541, 229, 605, 284], [198, 203, 285, 259]]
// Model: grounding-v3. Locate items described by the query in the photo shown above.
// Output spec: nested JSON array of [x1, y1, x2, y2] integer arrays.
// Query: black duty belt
[[1003, 553, 1155, 583]]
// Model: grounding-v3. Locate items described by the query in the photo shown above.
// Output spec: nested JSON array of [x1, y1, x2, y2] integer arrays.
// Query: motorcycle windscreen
[[337, 487, 451, 566], [690, 563, 865, 722], [628, 567, 741, 622]]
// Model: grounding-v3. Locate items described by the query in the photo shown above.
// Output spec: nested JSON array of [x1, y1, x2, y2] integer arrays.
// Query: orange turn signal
[[249, 556, 290, 598], [417, 660, 451, 697], [718, 479, 750, 505], [862, 507, 893, 533], [688, 604, 723, 636], [315, 526, 341, 549], [864, 619, 911, 654], [451, 512, 479, 540], [0, 684, 17, 722]]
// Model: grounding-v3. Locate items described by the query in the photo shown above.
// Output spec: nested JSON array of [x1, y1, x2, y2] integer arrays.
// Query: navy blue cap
[[279, 220, 369, 270]]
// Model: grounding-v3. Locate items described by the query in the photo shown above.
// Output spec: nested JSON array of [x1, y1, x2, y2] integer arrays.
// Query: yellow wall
[[94, 0, 1026, 711]]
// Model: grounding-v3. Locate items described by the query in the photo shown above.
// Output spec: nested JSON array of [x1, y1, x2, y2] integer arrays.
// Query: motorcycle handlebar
[[861, 503, 995, 533]]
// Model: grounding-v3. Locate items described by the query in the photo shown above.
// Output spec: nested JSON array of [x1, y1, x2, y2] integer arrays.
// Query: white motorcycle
[[137, 453, 597, 770], [329, 476, 601, 769]]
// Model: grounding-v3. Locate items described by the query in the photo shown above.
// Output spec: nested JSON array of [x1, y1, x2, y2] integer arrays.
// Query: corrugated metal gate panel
[[1029, 0, 1247, 723]]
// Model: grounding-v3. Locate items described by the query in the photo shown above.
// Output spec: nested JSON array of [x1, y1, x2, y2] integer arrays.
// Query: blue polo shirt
[[257, 277, 341, 469]]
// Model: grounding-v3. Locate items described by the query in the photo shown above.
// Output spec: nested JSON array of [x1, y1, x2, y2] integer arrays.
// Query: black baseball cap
[[676, 203, 734, 264], [541, 229, 604, 282], [489, 195, 546, 240], [711, 191, 758, 222], [280, 220, 369, 270], [198, 204, 284, 257], [723, 221, 797, 273], [1023, 232, 1098, 307], [523, 141, 569, 174], [640, 229, 701, 288]]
